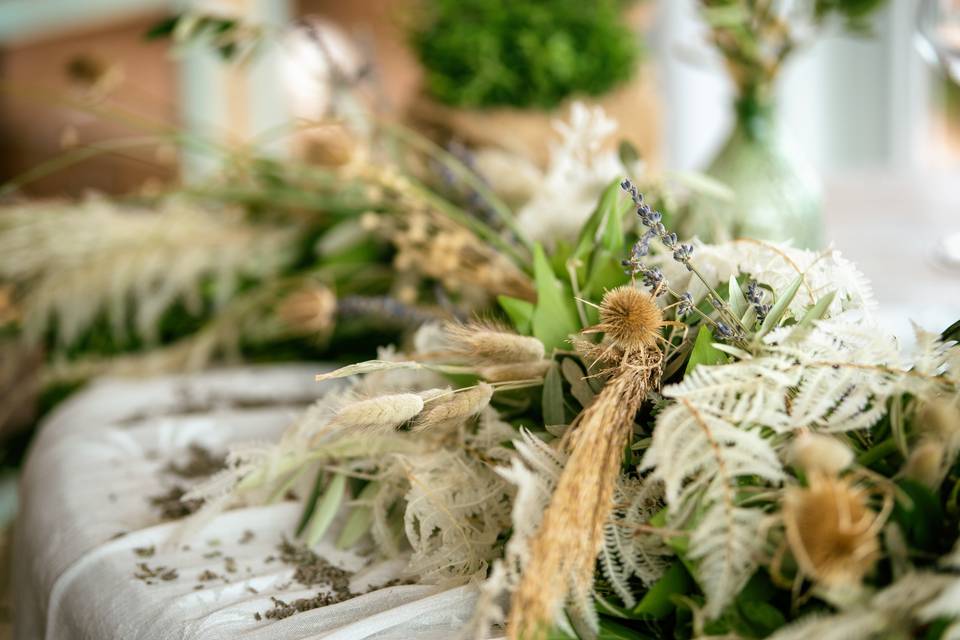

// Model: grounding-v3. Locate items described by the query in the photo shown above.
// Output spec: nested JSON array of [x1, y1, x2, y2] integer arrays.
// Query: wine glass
[[915, 0, 960, 269]]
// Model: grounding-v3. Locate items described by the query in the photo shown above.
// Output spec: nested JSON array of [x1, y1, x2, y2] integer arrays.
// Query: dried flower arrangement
[[177, 170, 960, 639]]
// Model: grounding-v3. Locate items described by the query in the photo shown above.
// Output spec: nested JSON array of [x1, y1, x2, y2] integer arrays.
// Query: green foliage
[[813, 0, 889, 32], [531, 244, 580, 352], [410, 0, 640, 109]]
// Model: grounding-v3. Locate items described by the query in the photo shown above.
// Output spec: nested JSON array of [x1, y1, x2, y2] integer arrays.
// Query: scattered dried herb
[[148, 486, 203, 520], [165, 443, 226, 479]]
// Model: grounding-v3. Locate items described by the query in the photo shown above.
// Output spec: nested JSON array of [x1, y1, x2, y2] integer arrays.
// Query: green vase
[[682, 97, 822, 249]]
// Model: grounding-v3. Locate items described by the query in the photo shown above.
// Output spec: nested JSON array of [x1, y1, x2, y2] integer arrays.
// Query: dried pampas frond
[[0, 197, 296, 349], [508, 287, 664, 639], [782, 471, 884, 588]]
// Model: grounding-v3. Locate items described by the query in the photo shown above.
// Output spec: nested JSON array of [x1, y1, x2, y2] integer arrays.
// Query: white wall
[[655, 0, 934, 173]]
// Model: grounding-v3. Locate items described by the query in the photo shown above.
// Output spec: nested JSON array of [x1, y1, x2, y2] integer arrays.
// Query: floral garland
[[184, 177, 960, 639]]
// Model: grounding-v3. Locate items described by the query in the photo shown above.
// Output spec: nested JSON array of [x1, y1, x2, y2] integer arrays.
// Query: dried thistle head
[[279, 285, 337, 336], [782, 471, 882, 587], [445, 322, 545, 365], [595, 286, 663, 353]]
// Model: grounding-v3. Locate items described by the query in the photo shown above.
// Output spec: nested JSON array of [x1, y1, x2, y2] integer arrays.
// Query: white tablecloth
[[13, 366, 480, 640]]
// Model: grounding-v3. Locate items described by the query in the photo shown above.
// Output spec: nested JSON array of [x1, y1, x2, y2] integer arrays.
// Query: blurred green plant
[[410, 0, 641, 109]]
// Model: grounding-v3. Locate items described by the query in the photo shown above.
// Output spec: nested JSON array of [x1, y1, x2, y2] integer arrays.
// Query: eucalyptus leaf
[[543, 363, 566, 426], [336, 481, 379, 550], [499, 295, 535, 335], [631, 562, 692, 619], [685, 326, 726, 375], [574, 180, 621, 262], [305, 473, 347, 546], [532, 244, 579, 351], [561, 357, 595, 408]]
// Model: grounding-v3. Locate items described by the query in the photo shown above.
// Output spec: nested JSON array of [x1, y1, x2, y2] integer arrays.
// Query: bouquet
[[181, 176, 960, 639]]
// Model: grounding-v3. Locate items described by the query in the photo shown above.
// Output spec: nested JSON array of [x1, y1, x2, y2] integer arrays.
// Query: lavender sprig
[[745, 280, 771, 323], [620, 179, 748, 343]]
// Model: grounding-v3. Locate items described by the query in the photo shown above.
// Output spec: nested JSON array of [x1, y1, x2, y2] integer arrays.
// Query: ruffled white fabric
[[14, 365, 482, 640]]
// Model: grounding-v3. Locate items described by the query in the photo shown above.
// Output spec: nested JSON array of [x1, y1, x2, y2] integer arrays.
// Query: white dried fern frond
[[599, 476, 671, 608], [0, 196, 296, 348], [653, 240, 875, 319], [401, 448, 513, 585], [640, 400, 784, 617], [464, 429, 563, 638], [769, 572, 957, 640]]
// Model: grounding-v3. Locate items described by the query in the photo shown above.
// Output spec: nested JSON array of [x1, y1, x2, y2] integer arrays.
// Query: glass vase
[[682, 97, 822, 249]]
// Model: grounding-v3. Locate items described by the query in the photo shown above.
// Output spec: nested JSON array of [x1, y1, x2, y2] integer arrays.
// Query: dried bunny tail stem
[[479, 360, 553, 382], [413, 383, 494, 432], [445, 321, 546, 364], [311, 393, 424, 444], [508, 350, 661, 640]]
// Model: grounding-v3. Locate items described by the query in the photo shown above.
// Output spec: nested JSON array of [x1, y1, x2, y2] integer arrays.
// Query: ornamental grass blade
[[305, 473, 346, 546], [796, 290, 837, 328], [728, 276, 748, 318], [336, 481, 379, 550], [757, 274, 803, 339], [315, 360, 422, 382]]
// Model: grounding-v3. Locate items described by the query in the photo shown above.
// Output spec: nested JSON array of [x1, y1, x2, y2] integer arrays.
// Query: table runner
[[13, 365, 482, 639]]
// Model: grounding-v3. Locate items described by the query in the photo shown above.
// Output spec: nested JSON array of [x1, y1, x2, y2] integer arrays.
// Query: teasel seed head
[[595, 286, 663, 353], [782, 471, 883, 588], [789, 432, 854, 476]]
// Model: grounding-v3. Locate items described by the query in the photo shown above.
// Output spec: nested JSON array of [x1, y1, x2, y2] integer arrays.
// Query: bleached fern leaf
[[770, 572, 957, 640], [599, 476, 671, 607], [463, 429, 563, 638], [653, 240, 876, 320], [0, 197, 296, 348], [664, 353, 797, 431], [402, 448, 512, 583], [641, 400, 783, 617]]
